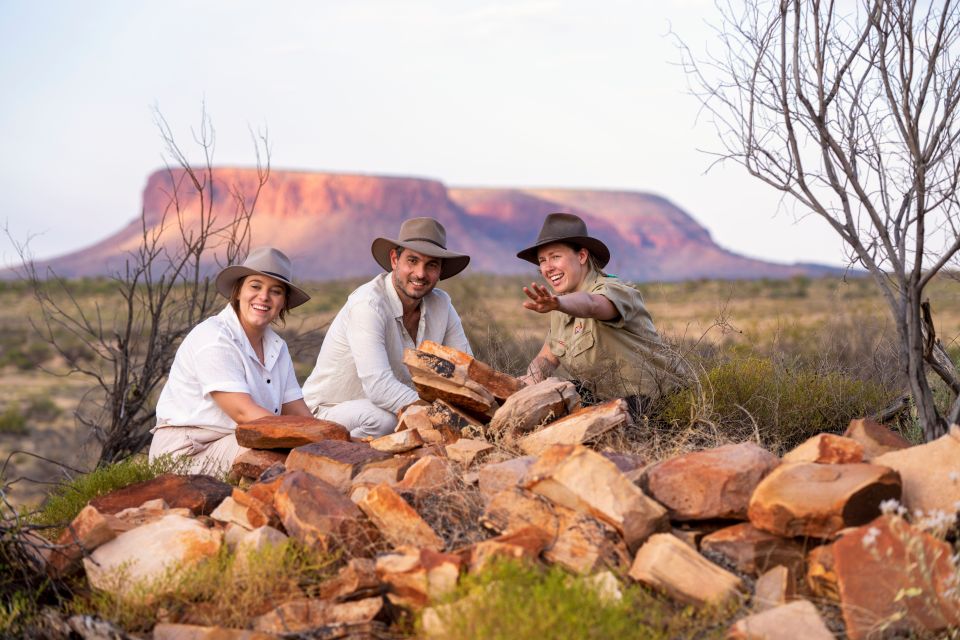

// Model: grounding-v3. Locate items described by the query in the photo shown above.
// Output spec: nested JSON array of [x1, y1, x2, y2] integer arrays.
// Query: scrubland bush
[[0, 405, 28, 435], [422, 560, 740, 640]]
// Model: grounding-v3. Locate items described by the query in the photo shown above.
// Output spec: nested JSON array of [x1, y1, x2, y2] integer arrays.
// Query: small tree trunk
[[904, 293, 947, 441]]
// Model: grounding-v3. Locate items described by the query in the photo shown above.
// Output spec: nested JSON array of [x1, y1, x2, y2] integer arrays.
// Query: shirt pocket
[[569, 330, 595, 358], [549, 336, 567, 358]]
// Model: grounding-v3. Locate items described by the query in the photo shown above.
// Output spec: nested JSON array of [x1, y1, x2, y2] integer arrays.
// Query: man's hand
[[522, 283, 560, 314]]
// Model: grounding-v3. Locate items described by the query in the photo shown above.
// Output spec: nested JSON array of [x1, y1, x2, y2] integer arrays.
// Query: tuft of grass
[[0, 589, 36, 637], [72, 539, 335, 632], [421, 560, 741, 640], [28, 455, 185, 538], [23, 395, 61, 422], [0, 405, 28, 435], [658, 354, 897, 453]]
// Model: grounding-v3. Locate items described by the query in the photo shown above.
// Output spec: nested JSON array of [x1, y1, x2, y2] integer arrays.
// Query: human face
[[236, 274, 286, 335], [537, 243, 589, 294], [390, 247, 442, 304]]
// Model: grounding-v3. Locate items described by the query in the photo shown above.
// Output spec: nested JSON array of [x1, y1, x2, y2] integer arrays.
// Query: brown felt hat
[[371, 217, 470, 280], [215, 246, 311, 309], [516, 212, 611, 268]]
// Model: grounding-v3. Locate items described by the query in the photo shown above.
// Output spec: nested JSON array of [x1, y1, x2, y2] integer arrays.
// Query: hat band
[[400, 237, 446, 250], [260, 270, 291, 283]]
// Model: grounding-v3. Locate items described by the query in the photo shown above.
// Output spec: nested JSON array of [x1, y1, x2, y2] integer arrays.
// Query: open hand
[[522, 283, 560, 314]]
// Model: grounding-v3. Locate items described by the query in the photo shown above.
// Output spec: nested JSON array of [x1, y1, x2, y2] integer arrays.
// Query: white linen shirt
[[301, 273, 472, 415], [154, 304, 303, 433]]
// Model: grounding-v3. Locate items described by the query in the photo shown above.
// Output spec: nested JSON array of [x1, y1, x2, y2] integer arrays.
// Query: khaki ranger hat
[[215, 246, 311, 309], [516, 212, 611, 268], [371, 217, 471, 280]]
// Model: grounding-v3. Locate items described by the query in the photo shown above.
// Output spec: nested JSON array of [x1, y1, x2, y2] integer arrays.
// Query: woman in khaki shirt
[[517, 213, 684, 413]]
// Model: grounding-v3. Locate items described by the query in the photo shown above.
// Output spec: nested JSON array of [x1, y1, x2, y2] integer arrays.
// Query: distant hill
[[24, 168, 842, 281]]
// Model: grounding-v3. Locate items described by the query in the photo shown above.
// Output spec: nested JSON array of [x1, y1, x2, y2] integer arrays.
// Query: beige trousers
[[148, 426, 249, 476]]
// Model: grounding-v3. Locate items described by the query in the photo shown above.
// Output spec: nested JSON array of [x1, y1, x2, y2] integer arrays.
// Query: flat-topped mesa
[[403, 348, 499, 420], [418, 340, 523, 402]]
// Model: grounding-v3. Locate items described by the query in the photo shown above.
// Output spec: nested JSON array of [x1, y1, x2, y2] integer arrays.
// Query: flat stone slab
[[629, 533, 743, 607], [489, 377, 580, 436], [419, 340, 523, 402], [376, 545, 462, 609], [545, 510, 632, 575], [748, 462, 901, 538], [89, 473, 231, 516], [478, 456, 536, 503], [522, 444, 668, 551], [153, 624, 275, 640], [873, 426, 960, 517], [782, 433, 864, 465], [833, 515, 960, 639], [231, 449, 288, 480], [445, 438, 495, 467], [404, 348, 499, 419], [396, 455, 459, 493], [83, 514, 222, 597], [642, 442, 779, 521], [728, 600, 834, 640], [480, 487, 560, 539], [700, 522, 805, 576], [518, 399, 631, 456], [467, 527, 550, 573], [253, 596, 383, 633], [370, 429, 424, 454], [357, 484, 444, 551], [286, 440, 391, 493], [843, 417, 910, 460], [274, 470, 379, 557], [235, 415, 350, 449]]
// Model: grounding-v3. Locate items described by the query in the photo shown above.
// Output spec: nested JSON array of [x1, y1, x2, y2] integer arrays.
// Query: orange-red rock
[[642, 442, 779, 521], [833, 515, 960, 639], [873, 426, 960, 518], [357, 484, 444, 551], [478, 456, 536, 502], [376, 546, 462, 609], [467, 527, 550, 572], [480, 487, 560, 539], [805, 543, 839, 602], [396, 455, 458, 493], [418, 340, 522, 402], [488, 377, 580, 436], [404, 349, 499, 420], [728, 599, 834, 639], [545, 511, 632, 574], [700, 522, 805, 576], [444, 438, 494, 467], [781, 433, 864, 465], [252, 596, 383, 633], [235, 415, 349, 449], [843, 417, 911, 460], [370, 429, 424, 454], [522, 444, 668, 550], [753, 565, 795, 612], [153, 624, 274, 640], [748, 462, 901, 538], [518, 399, 630, 455], [89, 474, 231, 516], [286, 440, 391, 493], [48, 505, 117, 576], [318, 558, 379, 601], [273, 471, 379, 557], [628, 533, 743, 606], [230, 449, 287, 480]]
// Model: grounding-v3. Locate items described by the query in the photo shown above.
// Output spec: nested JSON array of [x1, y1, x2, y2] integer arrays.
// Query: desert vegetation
[[2, 271, 960, 637]]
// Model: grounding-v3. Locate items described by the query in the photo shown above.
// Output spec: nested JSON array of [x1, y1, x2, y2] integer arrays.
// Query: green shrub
[[422, 560, 739, 640], [29, 455, 184, 537], [0, 406, 27, 435], [659, 355, 897, 453], [23, 395, 61, 422]]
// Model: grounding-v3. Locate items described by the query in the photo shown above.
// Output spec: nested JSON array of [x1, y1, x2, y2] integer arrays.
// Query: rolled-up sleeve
[[592, 280, 654, 331], [346, 300, 420, 413], [194, 343, 251, 396]]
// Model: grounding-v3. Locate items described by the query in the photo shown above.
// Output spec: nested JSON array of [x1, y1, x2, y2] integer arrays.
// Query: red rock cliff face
[[35, 168, 835, 281]]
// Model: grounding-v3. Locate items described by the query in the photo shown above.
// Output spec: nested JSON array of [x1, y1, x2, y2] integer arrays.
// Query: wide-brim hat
[[516, 212, 611, 268], [215, 246, 311, 309], [371, 217, 470, 280]]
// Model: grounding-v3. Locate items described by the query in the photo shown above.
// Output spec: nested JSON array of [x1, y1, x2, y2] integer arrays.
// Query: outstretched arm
[[522, 283, 619, 321]]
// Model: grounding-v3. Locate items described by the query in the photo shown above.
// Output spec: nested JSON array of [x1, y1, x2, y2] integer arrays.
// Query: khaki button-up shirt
[[547, 270, 684, 398]]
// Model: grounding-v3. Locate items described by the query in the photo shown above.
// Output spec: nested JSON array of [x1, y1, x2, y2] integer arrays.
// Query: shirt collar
[[381, 271, 429, 319], [218, 304, 282, 370]]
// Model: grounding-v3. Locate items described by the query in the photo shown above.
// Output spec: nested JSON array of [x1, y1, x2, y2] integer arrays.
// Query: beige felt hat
[[516, 212, 611, 268], [371, 217, 470, 280], [215, 247, 310, 309]]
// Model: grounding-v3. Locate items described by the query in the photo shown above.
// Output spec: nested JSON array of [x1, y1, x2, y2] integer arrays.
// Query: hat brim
[[215, 266, 311, 309], [516, 235, 611, 268], [371, 237, 470, 280]]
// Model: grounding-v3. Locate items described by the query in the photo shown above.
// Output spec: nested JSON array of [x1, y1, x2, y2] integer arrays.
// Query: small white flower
[[862, 526, 881, 548], [880, 498, 901, 515]]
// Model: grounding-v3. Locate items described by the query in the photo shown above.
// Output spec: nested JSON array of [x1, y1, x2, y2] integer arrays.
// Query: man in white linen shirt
[[302, 217, 473, 438]]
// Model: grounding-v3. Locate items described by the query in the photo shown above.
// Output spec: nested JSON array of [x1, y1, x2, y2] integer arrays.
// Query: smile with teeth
[[251, 304, 271, 312], [548, 273, 563, 285]]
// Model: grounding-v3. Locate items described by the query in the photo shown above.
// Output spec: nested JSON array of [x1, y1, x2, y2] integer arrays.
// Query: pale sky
[[0, 0, 848, 269]]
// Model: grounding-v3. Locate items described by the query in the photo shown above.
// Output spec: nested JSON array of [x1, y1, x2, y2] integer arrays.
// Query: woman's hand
[[522, 283, 560, 314]]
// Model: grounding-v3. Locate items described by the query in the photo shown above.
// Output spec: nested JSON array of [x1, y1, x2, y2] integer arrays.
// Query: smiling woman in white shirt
[[148, 247, 314, 474]]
